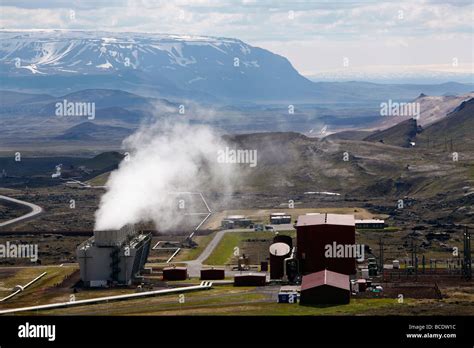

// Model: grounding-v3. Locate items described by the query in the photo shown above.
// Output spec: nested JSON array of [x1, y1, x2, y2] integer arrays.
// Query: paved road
[[183, 228, 251, 277], [0, 195, 43, 228]]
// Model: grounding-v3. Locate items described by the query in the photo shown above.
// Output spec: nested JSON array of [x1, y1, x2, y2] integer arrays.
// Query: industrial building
[[221, 215, 252, 229], [270, 212, 291, 224], [234, 273, 266, 286], [200, 268, 225, 280], [76, 225, 151, 287], [355, 219, 385, 229], [163, 266, 188, 281], [296, 213, 356, 275], [300, 270, 350, 305]]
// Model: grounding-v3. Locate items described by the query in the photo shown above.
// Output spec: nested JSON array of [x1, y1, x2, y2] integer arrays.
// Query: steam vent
[[76, 225, 151, 287]]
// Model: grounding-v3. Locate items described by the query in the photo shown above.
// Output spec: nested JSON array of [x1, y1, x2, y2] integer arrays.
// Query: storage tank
[[273, 234, 293, 249], [269, 242, 291, 279]]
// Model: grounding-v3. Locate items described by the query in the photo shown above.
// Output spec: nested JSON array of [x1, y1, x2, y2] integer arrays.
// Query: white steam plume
[[94, 118, 237, 231]]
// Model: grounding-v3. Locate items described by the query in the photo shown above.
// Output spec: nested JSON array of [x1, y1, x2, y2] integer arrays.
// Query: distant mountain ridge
[[375, 92, 474, 130], [0, 29, 314, 103], [54, 121, 133, 141], [364, 118, 420, 148], [362, 97, 474, 150], [1, 30, 473, 104], [416, 97, 474, 151], [0, 89, 172, 121]]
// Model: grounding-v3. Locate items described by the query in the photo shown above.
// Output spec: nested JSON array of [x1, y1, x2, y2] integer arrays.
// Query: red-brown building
[[234, 273, 266, 286], [300, 269, 350, 305], [162, 266, 188, 281], [296, 213, 356, 275], [200, 268, 225, 280]]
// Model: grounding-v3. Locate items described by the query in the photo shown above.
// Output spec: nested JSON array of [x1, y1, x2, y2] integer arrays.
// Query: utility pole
[[463, 227, 472, 280], [379, 237, 384, 276], [414, 242, 418, 280]]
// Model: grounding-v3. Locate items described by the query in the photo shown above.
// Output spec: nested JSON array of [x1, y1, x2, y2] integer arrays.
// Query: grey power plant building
[[76, 225, 151, 287]]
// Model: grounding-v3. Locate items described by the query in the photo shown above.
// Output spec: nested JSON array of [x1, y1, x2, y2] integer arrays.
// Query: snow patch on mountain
[[0, 30, 259, 75]]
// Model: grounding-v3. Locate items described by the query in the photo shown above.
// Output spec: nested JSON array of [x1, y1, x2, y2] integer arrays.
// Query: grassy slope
[[417, 98, 474, 152], [204, 231, 291, 265], [24, 284, 474, 316], [0, 266, 77, 299], [86, 171, 111, 186], [204, 232, 250, 265], [174, 232, 216, 262], [364, 118, 418, 147]]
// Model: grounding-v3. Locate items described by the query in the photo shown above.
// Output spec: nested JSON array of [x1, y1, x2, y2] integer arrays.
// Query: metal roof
[[296, 213, 355, 227], [355, 219, 385, 224], [226, 215, 245, 220], [163, 266, 187, 271], [202, 267, 225, 271], [280, 285, 300, 292], [301, 270, 350, 291], [234, 272, 266, 277]]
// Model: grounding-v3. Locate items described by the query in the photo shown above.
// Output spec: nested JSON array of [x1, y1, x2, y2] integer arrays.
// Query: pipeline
[[0, 271, 47, 303], [0, 281, 213, 315]]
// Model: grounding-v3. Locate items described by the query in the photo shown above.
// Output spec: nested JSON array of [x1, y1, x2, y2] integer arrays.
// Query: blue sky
[[1, 0, 472, 79]]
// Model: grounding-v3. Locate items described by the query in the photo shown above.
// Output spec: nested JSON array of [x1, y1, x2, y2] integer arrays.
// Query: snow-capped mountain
[[0, 30, 259, 75], [1, 30, 473, 104], [0, 29, 315, 102]]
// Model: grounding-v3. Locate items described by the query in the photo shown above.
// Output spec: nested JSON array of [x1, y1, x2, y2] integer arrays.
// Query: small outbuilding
[[300, 269, 350, 305], [355, 219, 385, 229], [221, 215, 252, 229], [234, 272, 266, 286], [162, 266, 188, 281], [270, 212, 292, 225], [200, 268, 225, 280]]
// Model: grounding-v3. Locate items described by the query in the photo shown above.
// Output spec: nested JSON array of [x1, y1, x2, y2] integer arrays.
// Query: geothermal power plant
[[67, 210, 470, 308], [72, 212, 359, 306], [3, 203, 469, 319]]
